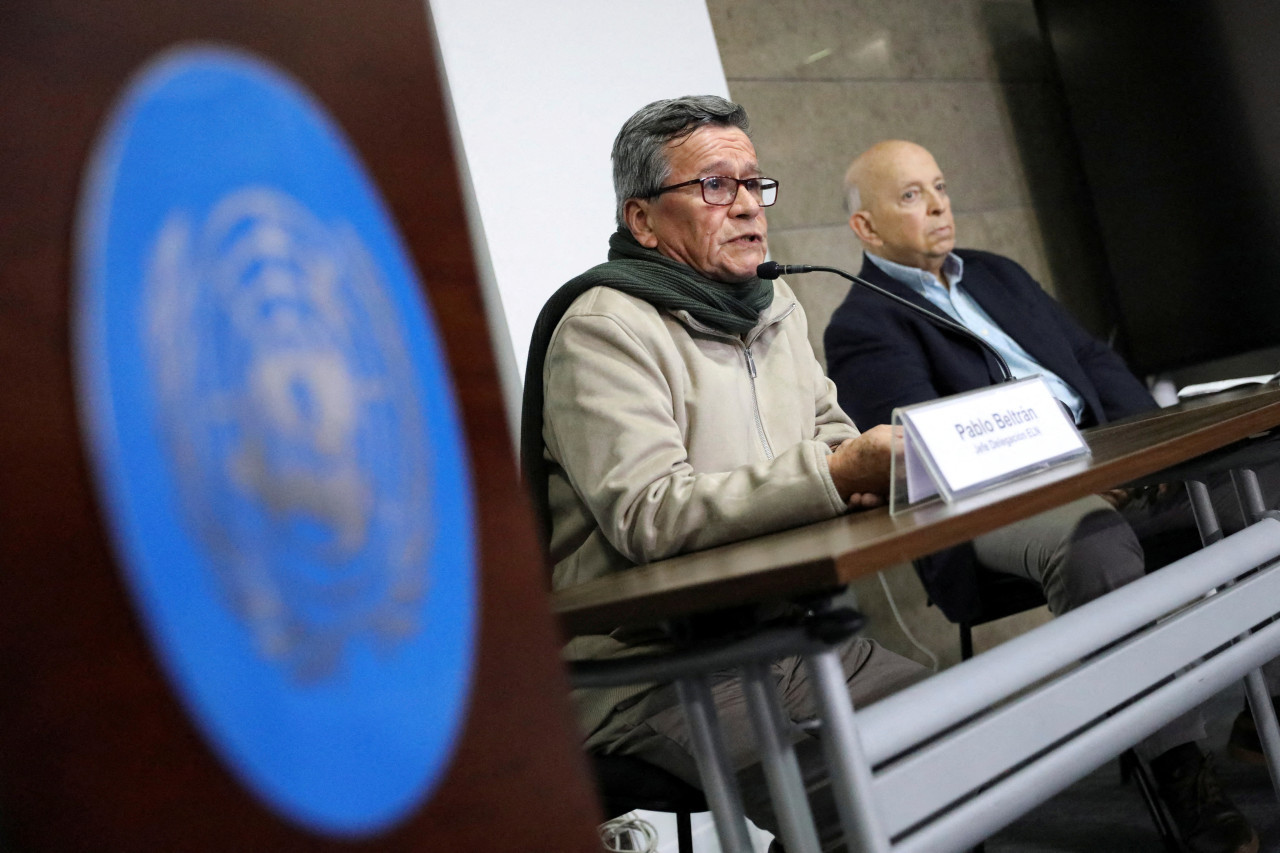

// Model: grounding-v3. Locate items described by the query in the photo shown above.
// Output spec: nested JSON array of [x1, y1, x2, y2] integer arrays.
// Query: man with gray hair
[[521, 96, 925, 849]]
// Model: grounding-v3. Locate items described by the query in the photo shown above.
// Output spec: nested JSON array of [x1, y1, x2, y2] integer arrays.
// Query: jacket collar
[[858, 251, 1039, 355], [670, 287, 797, 345], [858, 251, 1106, 424], [865, 251, 965, 294], [856, 255, 955, 321]]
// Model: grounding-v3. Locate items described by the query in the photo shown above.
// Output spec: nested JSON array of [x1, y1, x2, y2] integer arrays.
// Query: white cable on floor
[[878, 572, 940, 672], [598, 813, 658, 852]]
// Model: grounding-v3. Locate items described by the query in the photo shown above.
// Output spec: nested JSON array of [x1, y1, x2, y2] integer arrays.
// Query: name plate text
[[894, 377, 1089, 504]]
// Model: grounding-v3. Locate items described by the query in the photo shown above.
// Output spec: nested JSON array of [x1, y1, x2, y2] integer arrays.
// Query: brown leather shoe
[[1228, 707, 1266, 766], [1226, 696, 1280, 765], [1152, 744, 1258, 853]]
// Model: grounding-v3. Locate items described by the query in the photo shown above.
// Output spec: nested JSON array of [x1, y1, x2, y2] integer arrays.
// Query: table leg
[[740, 661, 822, 853], [1230, 467, 1268, 524], [1229, 467, 1280, 801], [1243, 669, 1280, 799], [675, 674, 755, 853], [805, 647, 890, 853], [1186, 479, 1223, 546]]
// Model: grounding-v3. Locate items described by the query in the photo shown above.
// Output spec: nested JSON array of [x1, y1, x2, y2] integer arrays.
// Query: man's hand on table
[[828, 424, 900, 509]]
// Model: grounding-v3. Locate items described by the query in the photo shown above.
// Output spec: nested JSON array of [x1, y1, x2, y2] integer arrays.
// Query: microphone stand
[[758, 261, 1014, 383]]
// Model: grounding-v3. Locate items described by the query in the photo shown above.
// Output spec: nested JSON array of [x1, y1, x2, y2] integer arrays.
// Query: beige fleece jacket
[[542, 279, 860, 738]]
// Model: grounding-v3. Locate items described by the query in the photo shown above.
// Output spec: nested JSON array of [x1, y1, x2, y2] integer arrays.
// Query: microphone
[[757, 261, 1013, 382], [757, 262, 815, 277]]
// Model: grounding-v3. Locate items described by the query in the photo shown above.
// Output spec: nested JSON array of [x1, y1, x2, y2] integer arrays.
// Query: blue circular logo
[[74, 47, 476, 836]]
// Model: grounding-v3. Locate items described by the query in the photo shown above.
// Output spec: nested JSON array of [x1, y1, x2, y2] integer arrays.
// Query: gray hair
[[842, 155, 864, 216], [844, 184, 862, 217], [611, 95, 751, 228]]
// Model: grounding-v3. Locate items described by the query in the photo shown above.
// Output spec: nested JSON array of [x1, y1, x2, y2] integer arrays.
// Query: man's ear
[[624, 198, 659, 248], [849, 210, 880, 248]]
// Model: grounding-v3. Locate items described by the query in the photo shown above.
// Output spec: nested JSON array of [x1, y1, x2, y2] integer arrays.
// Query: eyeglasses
[[652, 175, 779, 207]]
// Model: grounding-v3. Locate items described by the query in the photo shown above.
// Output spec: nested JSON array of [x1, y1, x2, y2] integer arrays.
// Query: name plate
[[890, 376, 1089, 508]]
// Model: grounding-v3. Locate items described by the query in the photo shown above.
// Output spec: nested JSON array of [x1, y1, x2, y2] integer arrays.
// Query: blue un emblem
[[75, 48, 476, 836], [145, 186, 435, 682]]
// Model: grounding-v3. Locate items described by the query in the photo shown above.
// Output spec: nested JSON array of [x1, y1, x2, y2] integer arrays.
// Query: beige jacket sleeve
[[813, 361, 861, 446], [543, 307, 851, 566]]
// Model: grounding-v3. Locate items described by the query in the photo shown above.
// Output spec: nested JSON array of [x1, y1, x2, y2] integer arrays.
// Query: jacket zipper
[[742, 344, 774, 459], [680, 303, 797, 462]]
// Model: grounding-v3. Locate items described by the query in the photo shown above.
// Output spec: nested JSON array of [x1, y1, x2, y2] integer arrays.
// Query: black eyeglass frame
[[651, 175, 779, 207]]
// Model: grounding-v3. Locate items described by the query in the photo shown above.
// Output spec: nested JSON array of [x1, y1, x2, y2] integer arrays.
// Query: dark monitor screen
[[1035, 0, 1280, 375]]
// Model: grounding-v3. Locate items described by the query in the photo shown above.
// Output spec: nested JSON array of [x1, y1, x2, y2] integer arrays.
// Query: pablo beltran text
[[955, 407, 1042, 455]]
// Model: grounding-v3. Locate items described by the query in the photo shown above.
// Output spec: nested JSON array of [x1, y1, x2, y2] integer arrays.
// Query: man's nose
[[729, 182, 762, 216], [926, 189, 948, 214]]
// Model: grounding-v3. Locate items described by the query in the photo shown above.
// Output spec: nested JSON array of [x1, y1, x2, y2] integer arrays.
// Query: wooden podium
[[0, 2, 600, 850]]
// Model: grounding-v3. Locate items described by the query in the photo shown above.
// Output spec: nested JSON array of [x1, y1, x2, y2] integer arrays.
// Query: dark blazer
[[823, 249, 1157, 621]]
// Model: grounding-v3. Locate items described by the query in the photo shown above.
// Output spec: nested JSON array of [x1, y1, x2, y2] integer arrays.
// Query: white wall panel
[[429, 0, 730, 404]]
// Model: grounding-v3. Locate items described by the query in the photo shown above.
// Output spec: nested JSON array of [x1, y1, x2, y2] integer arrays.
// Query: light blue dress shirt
[[865, 252, 1086, 423]]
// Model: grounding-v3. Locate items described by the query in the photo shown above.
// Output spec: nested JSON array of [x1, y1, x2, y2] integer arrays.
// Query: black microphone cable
[[758, 261, 1014, 382]]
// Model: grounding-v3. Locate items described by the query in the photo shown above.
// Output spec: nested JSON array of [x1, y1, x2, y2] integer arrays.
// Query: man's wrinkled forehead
[[863, 143, 942, 201], [883, 144, 942, 183], [663, 125, 759, 176], [686, 157, 760, 178]]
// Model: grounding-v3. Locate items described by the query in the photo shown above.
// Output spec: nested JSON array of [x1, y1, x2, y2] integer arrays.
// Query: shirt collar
[[865, 251, 964, 296]]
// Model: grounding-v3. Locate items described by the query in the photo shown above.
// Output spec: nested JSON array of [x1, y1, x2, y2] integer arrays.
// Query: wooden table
[[553, 385, 1280, 636]]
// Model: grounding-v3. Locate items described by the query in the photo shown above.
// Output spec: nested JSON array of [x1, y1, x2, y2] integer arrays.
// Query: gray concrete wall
[[708, 0, 1117, 370]]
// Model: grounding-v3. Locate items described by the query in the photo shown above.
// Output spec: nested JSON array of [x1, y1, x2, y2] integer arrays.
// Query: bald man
[[823, 140, 1259, 853]]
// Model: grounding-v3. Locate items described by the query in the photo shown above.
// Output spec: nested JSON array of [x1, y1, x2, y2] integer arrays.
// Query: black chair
[[591, 753, 708, 853], [957, 569, 1049, 661], [953, 565, 1180, 853]]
